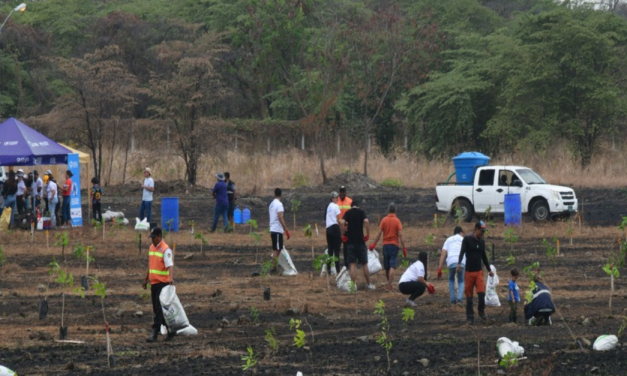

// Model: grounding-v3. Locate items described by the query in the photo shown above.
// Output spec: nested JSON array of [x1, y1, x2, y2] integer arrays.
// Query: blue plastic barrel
[[234, 207, 242, 224], [242, 206, 251, 224], [161, 197, 179, 232], [504, 193, 522, 226], [452, 152, 490, 185]]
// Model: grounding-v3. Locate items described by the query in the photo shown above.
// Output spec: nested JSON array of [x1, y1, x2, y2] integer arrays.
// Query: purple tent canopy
[[0, 117, 71, 166]]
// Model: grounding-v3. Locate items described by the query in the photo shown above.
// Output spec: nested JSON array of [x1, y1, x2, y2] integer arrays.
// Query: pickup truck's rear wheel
[[452, 199, 474, 222], [531, 199, 550, 221]]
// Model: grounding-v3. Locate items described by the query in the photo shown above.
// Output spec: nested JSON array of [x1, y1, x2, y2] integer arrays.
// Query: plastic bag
[[278, 247, 298, 276], [368, 250, 382, 275], [320, 249, 328, 276], [102, 210, 124, 222], [159, 285, 190, 331], [485, 265, 501, 307], [336, 266, 352, 292], [593, 335, 619, 351], [135, 217, 150, 231], [0, 207, 11, 232], [0, 366, 16, 376], [176, 324, 198, 336], [496, 337, 525, 358]]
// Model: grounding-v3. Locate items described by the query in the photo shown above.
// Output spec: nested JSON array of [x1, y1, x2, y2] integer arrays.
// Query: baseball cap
[[144, 167, 151, 175], [44, 170, 52, 175], [17, 168, 24, 174], [475, 221, 486, 230], [149, 227, 162, 238], [339, 185, 346, 192], [330, 191, 339, 198], [215, 172, 225, 181]]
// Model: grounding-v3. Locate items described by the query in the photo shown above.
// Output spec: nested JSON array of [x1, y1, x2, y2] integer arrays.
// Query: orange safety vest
[[148, 240, 172, 284], [337, 196, 352, 219]]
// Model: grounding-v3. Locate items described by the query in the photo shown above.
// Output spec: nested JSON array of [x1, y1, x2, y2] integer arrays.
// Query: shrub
[[381, 178, 403, 188], [292, 173, 309, 188]]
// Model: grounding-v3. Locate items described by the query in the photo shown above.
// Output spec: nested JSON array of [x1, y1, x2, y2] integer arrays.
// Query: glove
[[285, 230, 290, 240], [341, 235, 348, 243], [363, 235, 369, 242], [437, 268, 442, 280], [427, 284, 435, 295], [368, 243, 376, 251], [403, 247, 407, 258]]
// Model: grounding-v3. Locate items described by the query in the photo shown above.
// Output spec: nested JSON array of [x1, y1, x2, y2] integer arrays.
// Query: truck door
[[473, 168, 497, 213], [494, 169, 526, 212]]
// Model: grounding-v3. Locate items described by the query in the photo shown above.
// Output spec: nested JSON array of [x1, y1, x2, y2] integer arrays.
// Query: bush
[[292, 173, 309, 188], [381, 178, 403, 188]]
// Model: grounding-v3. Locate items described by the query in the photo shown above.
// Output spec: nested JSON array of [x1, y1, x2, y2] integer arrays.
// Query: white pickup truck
[[435, 165, 578, 222]]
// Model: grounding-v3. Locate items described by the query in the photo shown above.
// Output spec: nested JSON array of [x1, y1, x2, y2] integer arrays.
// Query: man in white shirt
[[437, 226, 466, 305], [30, 170, 43, 213], [268, 188, 290, 273], [140, 167, 155, 222]]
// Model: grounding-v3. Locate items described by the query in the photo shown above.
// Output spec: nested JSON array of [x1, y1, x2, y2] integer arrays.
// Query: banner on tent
[[68, 153, 82, 227]]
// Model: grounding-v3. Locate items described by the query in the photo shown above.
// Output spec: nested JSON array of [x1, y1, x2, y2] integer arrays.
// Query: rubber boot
[[146, 329, 159, 343], [466, 297, 474, 325], [478, 292, 488, 320]]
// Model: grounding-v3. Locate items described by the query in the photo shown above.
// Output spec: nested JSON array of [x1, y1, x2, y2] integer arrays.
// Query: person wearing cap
[[437, 226, 466, 305], [46, 173, 59, 229], [30, 170, 43, 214], [211, 172, 229, 233], [140, 167, 154, 222], [324, 191, 342, 276], [225, 172, 236, 230], [368, 202, 407, 291], [337, 186, 352, 267], [43, 170, 51, 215], [61, 170, 73, 227], [143, 227, 175, 342], [269, 188, 290, 272], [342, 200, 374, 290], [456, 221, 494, 325], [16, 170, 26, 214], [91, 177, 103, 223]]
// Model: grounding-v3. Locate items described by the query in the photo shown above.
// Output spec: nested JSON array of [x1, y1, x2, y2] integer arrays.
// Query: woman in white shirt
[[324, 191, 342, 276], [46, 175, 59, 229], [399, 251, 434, 307]]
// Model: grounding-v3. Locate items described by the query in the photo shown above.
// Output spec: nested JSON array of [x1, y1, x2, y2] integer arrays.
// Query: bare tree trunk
[[107, 120, 118, 186], [363, 128, 369, 177], [316, 129, 328, 184], [122, 129, 130, 184]]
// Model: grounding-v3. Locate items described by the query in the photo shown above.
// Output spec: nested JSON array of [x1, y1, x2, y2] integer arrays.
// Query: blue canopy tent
[[0, 117, 83, 226]]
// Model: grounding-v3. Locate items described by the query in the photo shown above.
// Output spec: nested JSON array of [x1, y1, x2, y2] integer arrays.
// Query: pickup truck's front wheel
[[452, 199, 474, 222], [531, 199, 550, 221]]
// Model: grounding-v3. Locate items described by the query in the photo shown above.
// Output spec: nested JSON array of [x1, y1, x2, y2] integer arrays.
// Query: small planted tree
[[194, 232, 209, 256], [48, 260, 83, 339], [265, 327, 279, 353], [374, 300, 392, 372], [313, 253, 339, 288], [603, 260, 620, 316], [503, 228, 518, 251], [401, 307, 415, 323], [92, 277, 114, 367], [73, 243, 95, 291], [543, 238, 558, 266], [290, 198, 301, 231], [290, 318, 306, 348], [54, 231, 69, 261], [241, 346, 258, 372], [247, 219, 263, 263], [303, 224, 314, 259], [424, 233, 435, 247]]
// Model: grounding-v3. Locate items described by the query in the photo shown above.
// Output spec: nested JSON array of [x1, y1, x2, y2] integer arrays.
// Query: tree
[[53, 45, 142, 181], [149, 28, 231, 185]]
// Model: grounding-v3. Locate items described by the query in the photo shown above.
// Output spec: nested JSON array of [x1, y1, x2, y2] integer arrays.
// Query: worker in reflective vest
[[337, 186, 353, 267], [143, 227, 174, 342]]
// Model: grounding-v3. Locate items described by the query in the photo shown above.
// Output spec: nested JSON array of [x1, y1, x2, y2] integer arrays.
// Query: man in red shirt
[[369, 203, 406, 291]]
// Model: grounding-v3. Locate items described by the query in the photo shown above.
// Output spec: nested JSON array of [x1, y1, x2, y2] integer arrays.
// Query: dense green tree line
[[0, 0, 625, 183]]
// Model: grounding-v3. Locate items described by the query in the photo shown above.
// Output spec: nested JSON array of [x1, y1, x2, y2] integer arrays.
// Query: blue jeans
[[140, 200, 152, 222], [4, 194, 16, 227], [211, 203, 229, 233], [62, 196, 71, 224], [382, 244, 399, 270], [49, 197, 59, 228], [448, 263, 465, 303]]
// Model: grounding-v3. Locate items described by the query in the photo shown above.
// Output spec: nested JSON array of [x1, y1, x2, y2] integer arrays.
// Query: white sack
[[278, 247, 298, 276], [496, 337, 525, 358], [102, 210, 125, 222], [320, 249, 328, 276], [593, 335, 619, 351], [485, 265, 501, 307], [159, 285, 190, 331], [135, 217, 150, 231], [336, 266, 353, 292], [176, 324, 198, 336], [368, 250, 382, 275], [0, 366, 16, 376]]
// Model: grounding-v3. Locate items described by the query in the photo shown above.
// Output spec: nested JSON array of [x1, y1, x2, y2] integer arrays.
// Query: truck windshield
[[516, 169, 546, 185]]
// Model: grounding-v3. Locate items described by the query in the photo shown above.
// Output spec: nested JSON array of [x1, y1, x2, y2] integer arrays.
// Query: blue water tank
[[504, 193, 522, 226], [234, 207, 242, 224], [452, 152, 490, 185], [242, 206, 251, 224], [161, 197, 179, 232]]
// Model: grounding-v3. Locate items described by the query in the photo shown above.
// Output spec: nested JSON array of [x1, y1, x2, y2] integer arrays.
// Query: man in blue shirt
[[211, 173, 229, 233]]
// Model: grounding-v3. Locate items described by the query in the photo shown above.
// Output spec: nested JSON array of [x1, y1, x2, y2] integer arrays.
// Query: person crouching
[[398, 251, 434, 306]]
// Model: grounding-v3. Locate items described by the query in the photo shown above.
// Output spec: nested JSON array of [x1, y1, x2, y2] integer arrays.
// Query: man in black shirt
[[457, 221, 494, 325], [342, 201, 374, 290], [225, 172, 236, 231]]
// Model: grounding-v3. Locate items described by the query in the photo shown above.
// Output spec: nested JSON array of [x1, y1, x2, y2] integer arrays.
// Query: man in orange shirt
[[337, 186, 352, 267], [369, 203, 406, 291]]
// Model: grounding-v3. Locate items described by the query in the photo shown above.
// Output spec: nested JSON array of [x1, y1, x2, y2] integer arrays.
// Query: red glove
[[437, 268, 442, 280], [427, 284, 435, 295], [403, 247, 407, 258], [368, 243, 376, 251], [341, 235, 348, 243], [285, 230, 290, 240], [363, 235, 369, 242]]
